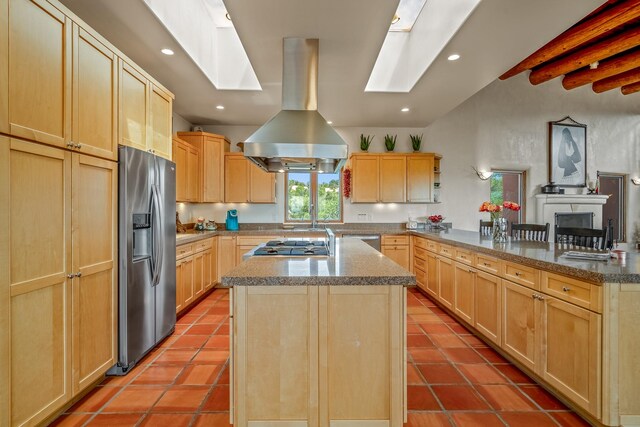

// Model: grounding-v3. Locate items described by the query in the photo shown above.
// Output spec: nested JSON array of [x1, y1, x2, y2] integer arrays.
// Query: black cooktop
[[255, 240, 329, 256], [265, 240, 326, 247]]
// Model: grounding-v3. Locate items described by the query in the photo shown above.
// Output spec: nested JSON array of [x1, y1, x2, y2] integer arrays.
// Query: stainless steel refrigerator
[[109, 146, 176, 375]]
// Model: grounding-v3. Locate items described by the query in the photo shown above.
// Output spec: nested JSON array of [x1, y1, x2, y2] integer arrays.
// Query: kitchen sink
[[292, 227, 327, 232]]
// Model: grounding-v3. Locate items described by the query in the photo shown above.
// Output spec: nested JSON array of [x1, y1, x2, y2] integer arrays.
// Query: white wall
[[425, 73, 640, 240], [172, 112, 193, 132]]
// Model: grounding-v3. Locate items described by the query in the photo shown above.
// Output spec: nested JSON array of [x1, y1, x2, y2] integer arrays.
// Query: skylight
[[365, 0, 481, 93], [389, 0, 428, 32], [143, 0, 261, 91]]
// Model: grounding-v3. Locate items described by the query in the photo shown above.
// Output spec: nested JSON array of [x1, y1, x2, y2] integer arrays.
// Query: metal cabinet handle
[[67, 273, 75, 279], [483, 262, 490, 266], [74, 143, 82, 149], [76, 272, 82, 277], [562, 286, 571, 292], [66, 142, 74, 148], [532, 293, 537, 299], [515, 272, 521, 277]]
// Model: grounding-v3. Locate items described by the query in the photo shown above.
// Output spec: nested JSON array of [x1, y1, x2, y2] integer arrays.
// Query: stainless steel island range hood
[[243, 38, 348, 173]]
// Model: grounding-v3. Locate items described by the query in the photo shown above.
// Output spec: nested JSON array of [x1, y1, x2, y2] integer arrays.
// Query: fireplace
[[535, 194, 609, 242], [555, 212, 594, 229]]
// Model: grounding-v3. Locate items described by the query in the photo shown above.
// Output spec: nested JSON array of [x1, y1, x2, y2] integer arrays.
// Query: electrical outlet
[[367, 214, 372, 221], [357, 213, 367, 221]]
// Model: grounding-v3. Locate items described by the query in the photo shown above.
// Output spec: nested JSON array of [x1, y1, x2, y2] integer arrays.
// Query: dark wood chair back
[[511, 223, 550, 242], [555, 225, 608, 250], [479, 220, 493, 236]]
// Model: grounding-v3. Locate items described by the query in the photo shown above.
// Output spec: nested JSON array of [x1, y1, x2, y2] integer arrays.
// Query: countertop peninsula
[[221, 238, 416, 287]]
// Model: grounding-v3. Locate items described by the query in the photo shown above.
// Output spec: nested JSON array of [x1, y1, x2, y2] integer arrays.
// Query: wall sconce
[[472, 166, 493, 180], [631, 177, 640, 186]]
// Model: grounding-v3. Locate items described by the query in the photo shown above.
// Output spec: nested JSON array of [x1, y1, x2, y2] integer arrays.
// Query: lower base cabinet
[[453, 263, 475, 325], [232, 285, 406, 426], [382, 245, 410, 270], [474, 271, 501, 346], [176, 237, 217, 314], [502, 280, 540, 372], [438, 256, 454, 310]]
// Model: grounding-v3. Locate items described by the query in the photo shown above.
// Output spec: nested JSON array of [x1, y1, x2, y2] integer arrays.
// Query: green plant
[[410, 134, 423, 151], [359, 134, 374, 151], [384, 134, 397, 151]]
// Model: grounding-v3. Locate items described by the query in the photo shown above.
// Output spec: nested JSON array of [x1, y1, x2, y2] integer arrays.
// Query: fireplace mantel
[[535, 194, 610, 240]]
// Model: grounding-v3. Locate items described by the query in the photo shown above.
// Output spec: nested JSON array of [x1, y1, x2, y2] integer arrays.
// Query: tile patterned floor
[[51, 288, 592, 427]]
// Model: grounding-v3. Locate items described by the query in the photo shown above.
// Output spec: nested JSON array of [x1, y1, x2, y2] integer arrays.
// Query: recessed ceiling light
[[216, 105, 225, 110], [447, 54, 460, 61], [161, 48, 174, 56], [327, 121, 333, 125], [401, 107, 410, 112]]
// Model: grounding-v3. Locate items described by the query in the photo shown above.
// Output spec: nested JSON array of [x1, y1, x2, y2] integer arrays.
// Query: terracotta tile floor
[[51, 288, 592, 427]]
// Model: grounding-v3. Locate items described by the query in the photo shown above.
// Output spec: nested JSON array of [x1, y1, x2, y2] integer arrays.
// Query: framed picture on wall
[[548, 116, 587, 187]]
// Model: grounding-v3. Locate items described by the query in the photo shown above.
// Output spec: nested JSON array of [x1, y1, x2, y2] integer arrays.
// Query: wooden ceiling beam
[[621, 80, 640, 93], [528, 27, 640, 85], [499, 0, 640, 80], [592, 66, 640, 92], [563, 48, 640, 89]]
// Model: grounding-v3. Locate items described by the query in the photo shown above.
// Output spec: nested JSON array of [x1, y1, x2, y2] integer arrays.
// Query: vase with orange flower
[[479, 201, 521, 242]]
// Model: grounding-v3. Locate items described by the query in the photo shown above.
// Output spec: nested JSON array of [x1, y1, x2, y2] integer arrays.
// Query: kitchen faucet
[[310, 202, 318, 229]]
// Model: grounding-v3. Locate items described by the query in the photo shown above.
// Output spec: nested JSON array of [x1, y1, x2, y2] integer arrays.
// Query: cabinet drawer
[[194, 238, 213, 252], [476, 254, 501, 275], [414, 246, 428, 261], [439, 244, 453, 258], [237, 235, 282, 246], [542, 272, 602, 312], [413, 256, 426, 271], [455, 248, 474, 265], [382, 235, 409, 245], [413, 236, 427, 249], [426, 240, 439, 252], [503, 261, 539, 290], [177, 244, 194, 260]]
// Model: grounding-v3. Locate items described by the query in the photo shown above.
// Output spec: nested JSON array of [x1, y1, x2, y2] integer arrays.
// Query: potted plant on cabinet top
[[410, 134, 423, 152], [384, 134, 397, 152], [360, 134, 374, 152]]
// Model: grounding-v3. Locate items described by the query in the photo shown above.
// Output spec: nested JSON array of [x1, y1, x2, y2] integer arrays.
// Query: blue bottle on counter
[[226, 209, 239, 231]]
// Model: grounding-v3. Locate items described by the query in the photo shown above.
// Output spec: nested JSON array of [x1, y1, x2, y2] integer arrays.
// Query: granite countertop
[[409, 229, 640, 284], [221, 238, 416, 287]]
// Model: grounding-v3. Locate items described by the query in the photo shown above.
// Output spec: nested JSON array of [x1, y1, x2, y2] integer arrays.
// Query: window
[[286, 172, 342, 223], [489, 170, 525, 225]]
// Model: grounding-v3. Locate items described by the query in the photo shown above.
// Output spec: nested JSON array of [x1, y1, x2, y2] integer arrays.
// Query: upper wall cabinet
[[177, 131, 230, 203], [119, 60, 173, 160], [350, 153, 441, 204], [0, 0, 173, 161], [224, 153, 276, 204]]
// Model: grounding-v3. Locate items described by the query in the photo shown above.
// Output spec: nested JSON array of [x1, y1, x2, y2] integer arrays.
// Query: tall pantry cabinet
[[0, 0, 174, 425]]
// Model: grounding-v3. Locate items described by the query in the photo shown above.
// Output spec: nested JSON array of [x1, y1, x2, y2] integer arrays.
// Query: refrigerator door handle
[[151, 184, 163, 286]]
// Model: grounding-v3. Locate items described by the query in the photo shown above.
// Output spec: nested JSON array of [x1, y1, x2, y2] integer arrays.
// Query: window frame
[[284, 172, 344, 224]]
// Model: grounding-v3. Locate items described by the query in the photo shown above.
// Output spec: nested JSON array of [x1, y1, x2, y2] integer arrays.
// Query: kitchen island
[[222, 238, 415, 427]]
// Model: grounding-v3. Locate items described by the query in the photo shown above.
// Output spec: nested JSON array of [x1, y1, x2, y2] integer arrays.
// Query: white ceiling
[[60, 0, 602, 128]]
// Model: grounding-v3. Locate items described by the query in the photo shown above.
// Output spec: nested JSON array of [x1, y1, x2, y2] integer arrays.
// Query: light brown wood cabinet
[[350, 153, 440, 203], [176, 237, 217, 314], [177, 131, 230, 202], [232, 285, 406, 426], [172, 136, 200, 202], [453, 263, 475, 325], [502, 279, 540, 372], [119, 60, 173, 160], [438, 255, 454, 310], [382, 235, 410, 270], [217, 235, 237, 282], [474, 271, 501, 346], [224, 153, 276, 203], [1, 137, 117, 426]]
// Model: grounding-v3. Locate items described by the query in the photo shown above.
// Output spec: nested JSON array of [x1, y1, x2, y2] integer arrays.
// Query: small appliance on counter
[[541, 182, 564, 194], [226, 209, 239, 231], [205, 220, 217, 231]]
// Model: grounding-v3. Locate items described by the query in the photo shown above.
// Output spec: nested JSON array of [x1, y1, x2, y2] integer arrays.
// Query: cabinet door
[[217, 236, 237, 282], [540, 295, 601, 416], [7, 0, 71, 147], [225, 155, 249, 202], [475, 271, 501, 346], [119, 61, 148, 152], [149, 84, 172, 159], [351, 155, 379, 203], [438, 256, 454, 310], [249, 162, 275, 203], [233, 286, 318, 426], [407, 156, 433, 203], [382, 245, 409, 270], [186, 146, 200, 202], [209, 237, 218, 288], [182, 257, 194, 308], [175, 258, 184, 313], [71, 154, 117, 393], [193, 251, 204, 299], [425, 252, 439, 299], [172, 138, 188, 202], [72, 26, 117, 161], [7, 139, 72, 426], [203, 248, 214, 291], [322, 286, 404, 426], [454, 263, 475, 325], [379, 156, 406, 202], [502, 280, 540, 372], [203, 136, 224, 202]]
